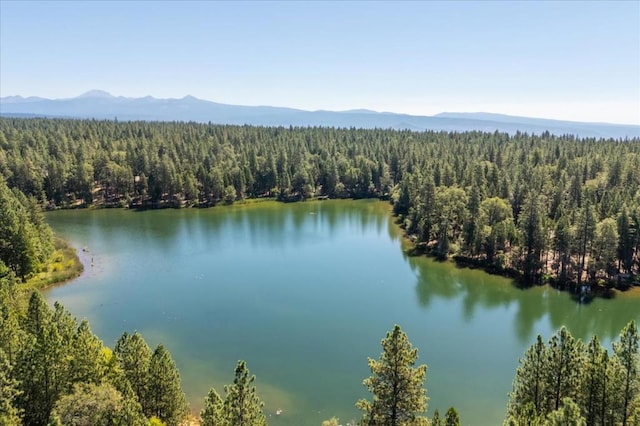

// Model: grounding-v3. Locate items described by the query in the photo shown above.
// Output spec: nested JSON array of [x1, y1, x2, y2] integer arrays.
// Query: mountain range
[[1, 90, 638, 139]]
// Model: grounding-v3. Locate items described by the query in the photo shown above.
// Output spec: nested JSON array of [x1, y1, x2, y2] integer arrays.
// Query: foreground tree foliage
[[2, 118, 639, 291], [0, 261, 187, 426], [506, 320, 639, 425], [357, 325, 429, 425], [49, 382, 146, 426]]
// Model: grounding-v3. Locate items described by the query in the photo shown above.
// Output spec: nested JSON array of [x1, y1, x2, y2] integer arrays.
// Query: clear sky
[[1, 1, 639, 124]]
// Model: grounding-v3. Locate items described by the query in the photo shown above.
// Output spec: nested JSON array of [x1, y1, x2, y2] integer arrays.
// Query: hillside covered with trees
[[1, 118, 639, 293]]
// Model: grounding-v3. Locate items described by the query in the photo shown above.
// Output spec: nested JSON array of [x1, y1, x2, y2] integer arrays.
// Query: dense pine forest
[[0, 119, 640, 426], [1, 118, 639, 292]]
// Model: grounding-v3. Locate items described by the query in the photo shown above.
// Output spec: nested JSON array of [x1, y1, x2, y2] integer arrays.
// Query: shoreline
[[24, 237, 84, 293], [43, 198, 640, 302]]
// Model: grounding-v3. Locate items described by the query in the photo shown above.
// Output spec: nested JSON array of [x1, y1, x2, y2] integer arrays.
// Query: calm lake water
[[44, 200, 640, 426]]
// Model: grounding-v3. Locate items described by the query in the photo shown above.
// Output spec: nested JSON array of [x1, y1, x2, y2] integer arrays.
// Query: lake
[[44, 200, 640, 425]]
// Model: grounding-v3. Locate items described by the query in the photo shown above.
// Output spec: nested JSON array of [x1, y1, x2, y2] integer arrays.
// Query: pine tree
[[613, 321, 639, 426], [147, 344, 189, 426], [602, 351, 625, 426], [15, 292, 70, 426], [617, 207, 634, 275], [71, 319, 104, 384], [0, 266, 22, 365], [575, 201, 596, 288], [200, 388, 224, 426], [579, 335, 607, 425], [518, 195, 545, 284], [223, 360, 267, 426], [543, 327, 584, 413], [114, 331, 152, 413], [356, 324, 428, 425], [507, 335, 547, 419], [432, 409, 441, 426], [444, 407, 460, 426], [0, 348, 21, 426], [553, 214, 572, 286]]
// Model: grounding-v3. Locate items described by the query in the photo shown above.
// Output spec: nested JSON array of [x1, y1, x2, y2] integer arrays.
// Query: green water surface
[[43, 200, 640, 425]]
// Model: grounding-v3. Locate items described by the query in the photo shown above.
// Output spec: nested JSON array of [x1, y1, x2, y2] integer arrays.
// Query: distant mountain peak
[[76, 90, 114, 99], [1, 92, 638, 138]]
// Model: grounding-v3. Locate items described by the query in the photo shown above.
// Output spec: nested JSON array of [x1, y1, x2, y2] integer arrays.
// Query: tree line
[[1, 118, 639, 291]]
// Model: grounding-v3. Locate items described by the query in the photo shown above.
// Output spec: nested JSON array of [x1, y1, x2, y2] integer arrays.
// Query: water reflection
[[408, 251, 640, 344], [47, 201, 640, 349]]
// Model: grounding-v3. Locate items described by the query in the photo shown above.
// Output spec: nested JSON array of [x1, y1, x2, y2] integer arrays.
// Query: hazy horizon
[[1, 1, 639, 125]]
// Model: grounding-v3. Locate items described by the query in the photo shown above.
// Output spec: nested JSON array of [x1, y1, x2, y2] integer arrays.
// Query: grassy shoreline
[[24, 237, 84, 292]]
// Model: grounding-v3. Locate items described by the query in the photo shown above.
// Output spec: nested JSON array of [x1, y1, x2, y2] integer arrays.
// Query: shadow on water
[[406, 247, 640, 344]]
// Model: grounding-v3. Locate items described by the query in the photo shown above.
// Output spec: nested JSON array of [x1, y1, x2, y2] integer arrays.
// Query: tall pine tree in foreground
[[357, 324, 428, 426], [507, 335, 547, 420], [223, 360, 266, 426], [444, 407, 460, 426], [613, 320, 639, 426], [201, 360, 266, 426], [147, 344, 189, 426], [114, 331, 152, 413], [200, 388, 224, 426]]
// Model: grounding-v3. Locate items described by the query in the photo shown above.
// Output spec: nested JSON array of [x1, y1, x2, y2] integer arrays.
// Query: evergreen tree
[[147, 344, 189, 426], [432, 409, 441, 426], [591, 218, 619, 280], [70, 319, 104, 384], [444, 407, 460, 426], [0, 265, 21, 364], [223, 360, 266, 426], [114, 331, 152, 413], [15, 292, 70, 426], [0, 178, 53, 278], [613, 321, 639, 426], [507, 335, 547, 419], [200, 388, 224, 426], [574, 200, 596, 288], [543, 327, 584, 413], [357, 324, 428, 425], [579, 335, 607, 425], [0, 348, 21, 426], [553, 214, 573, 286], [518, 195, 545, 284], [617, 207, 634, 275]]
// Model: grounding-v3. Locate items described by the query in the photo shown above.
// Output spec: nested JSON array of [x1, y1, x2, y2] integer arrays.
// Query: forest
[[1, 118, 639, 292], [0, 125, 639, 424]]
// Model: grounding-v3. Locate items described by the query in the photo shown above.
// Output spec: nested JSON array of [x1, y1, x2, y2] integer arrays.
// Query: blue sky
[[1, 1, 639, 124]]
